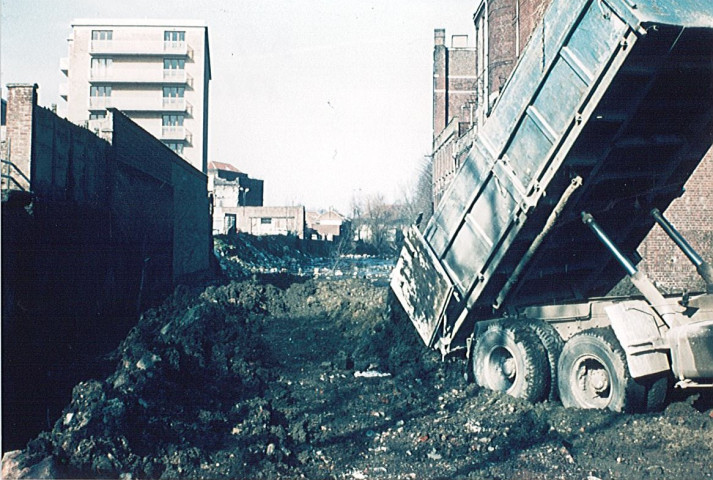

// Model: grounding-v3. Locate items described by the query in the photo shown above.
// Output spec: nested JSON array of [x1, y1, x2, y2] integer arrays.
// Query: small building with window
[[306, 209, 349, 241], [227, 206, 306, 239], [207, 161, 265, 234], [61, 19, 211, 173]]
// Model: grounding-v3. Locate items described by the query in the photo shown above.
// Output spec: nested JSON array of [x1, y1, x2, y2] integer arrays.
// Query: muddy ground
[[3, 242, 713, 479]]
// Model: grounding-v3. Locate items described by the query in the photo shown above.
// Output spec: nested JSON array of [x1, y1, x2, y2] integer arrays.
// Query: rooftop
[[208, 161, 243, 174], [72, 18, 207, 28]]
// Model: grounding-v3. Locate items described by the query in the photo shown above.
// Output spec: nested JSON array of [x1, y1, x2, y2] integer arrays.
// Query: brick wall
[[433, 29, 448, 135], [636, 147, 713, 293], [482, 0, 553, 104], [432, 0, 713, 293], [488, 0, 517, 96], [4, 84, 36, 191], [517, 0, 551, 56], [431, 30, 477, 207]]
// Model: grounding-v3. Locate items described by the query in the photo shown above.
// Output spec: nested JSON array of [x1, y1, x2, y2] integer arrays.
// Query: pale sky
[[1, 0, 477, 214]]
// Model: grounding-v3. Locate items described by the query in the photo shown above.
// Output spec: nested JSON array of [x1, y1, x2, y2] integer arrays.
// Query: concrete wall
[[223, 205, 306, 239], [110, 109, 211, 282], [2, 84, 213, 450], [210, 171, 265, 234], [33, 102, 111, 204]]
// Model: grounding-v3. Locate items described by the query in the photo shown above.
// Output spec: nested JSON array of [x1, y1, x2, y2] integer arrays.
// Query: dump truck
[[391, 0, 713, 412]]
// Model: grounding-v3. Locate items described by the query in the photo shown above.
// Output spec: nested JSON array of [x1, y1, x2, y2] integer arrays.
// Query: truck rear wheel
[[473, 324, 548, 402], [558, 327, 640, 412], [522, 320, 564, 401]]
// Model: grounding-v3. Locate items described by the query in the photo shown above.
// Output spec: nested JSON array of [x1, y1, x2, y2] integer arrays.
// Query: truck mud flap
[[390, 227, 454, 347]]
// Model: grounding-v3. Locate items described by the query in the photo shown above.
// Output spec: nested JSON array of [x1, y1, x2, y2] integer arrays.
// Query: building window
[[89, 112, 106, 120], [90, 85, 111, 97], [164, 142, 184, 154], [163, 58, 185, 70], [163, 58, 186, 81], [164, 31, 185, 42], [91, 30, 113, 41], [162, 86, 185, 98], [224, 214, 236, 234], [162, 114, 184, 126], [261, 218, 272, 225], [162, 115, 184, 138], [90, 58, 113, 77], [164, 30, 185, 48]]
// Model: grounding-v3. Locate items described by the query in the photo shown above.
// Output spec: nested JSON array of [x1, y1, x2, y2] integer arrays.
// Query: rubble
[[2, 236, 712, 479], [213, 233, 394, 282]]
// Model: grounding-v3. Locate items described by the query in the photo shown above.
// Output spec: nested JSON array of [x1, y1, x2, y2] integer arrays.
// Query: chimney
[[434, 28, 446, 46], [5, 84, 38, 192], [433, 29, 448, 136]]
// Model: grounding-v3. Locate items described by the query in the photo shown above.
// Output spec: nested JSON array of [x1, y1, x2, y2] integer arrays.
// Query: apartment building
[[61, 19, 211, 173]]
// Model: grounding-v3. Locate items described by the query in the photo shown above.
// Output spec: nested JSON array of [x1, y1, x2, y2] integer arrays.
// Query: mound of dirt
[[4, 273, 713, 479]]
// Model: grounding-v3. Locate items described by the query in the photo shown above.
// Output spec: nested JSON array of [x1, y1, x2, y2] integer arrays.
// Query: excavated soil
[[4, 267, 713, 479]]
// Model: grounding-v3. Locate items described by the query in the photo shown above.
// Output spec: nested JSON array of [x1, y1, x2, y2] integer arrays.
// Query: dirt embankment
[[3, 270, 713, 479]]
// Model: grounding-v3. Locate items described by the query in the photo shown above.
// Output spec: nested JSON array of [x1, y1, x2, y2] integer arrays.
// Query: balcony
[[90, 68, 193, 86], [89, 96, 193, 115], [59, 83, 68, 100], [161, 126, 193, 144], [90, 40, 193, 58], [162, 97, 193, 114], [163, 70, 194, 86], [60, 57, 69, 75]]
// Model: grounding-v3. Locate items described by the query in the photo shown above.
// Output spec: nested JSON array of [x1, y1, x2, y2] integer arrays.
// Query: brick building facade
[[431, 0, 713, 292], [431, 30, 477, 205]]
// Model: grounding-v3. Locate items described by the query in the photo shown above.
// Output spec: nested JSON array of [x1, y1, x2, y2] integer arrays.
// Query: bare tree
[[364, 193, 391, 252], [399, 156, 433, 231]]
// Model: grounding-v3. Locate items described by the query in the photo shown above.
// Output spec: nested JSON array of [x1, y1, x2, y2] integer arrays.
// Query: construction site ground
[[2, 235, 712, 479]]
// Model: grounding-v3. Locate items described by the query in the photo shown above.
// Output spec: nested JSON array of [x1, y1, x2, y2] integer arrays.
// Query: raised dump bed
[[391, 0, 713, 352]]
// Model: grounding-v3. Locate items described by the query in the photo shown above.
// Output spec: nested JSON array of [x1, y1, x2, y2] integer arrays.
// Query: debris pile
[[213, 233, 394, 281], [3, 239, 712, 479]]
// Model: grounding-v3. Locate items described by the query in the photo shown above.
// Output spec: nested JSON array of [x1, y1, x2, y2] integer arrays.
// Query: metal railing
[[161, 125, 192, 143], [1, 155, 31, 193], [89, 69, 192, 86], [90, 40, 193, 58], [89, 96, 192, 114]]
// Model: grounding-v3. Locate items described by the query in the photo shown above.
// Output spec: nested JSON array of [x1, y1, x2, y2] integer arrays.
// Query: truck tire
[[641, 373, 670, 412], [473, 323, 548, 402], [522, 320, 564, 402], [557, 327, 643, 412]]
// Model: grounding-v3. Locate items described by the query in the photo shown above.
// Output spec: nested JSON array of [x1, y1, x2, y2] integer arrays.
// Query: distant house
[[208, 161, 264, 234], [306, 209, 350, 241], [234, 206, 306, 239]]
